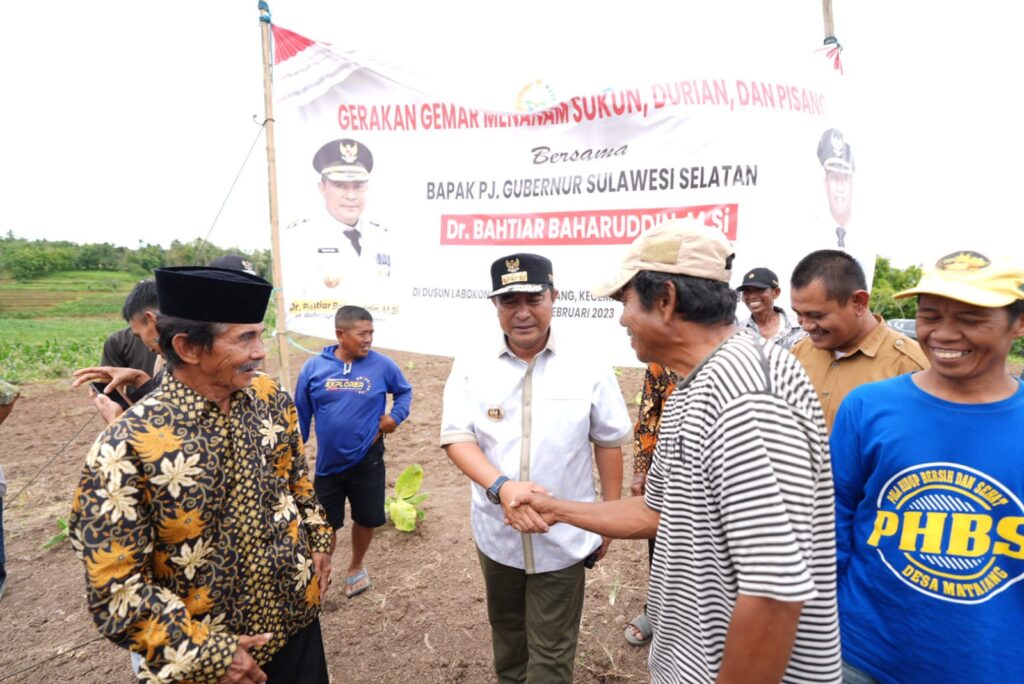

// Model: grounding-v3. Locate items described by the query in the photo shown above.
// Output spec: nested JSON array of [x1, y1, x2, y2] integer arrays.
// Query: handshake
[[495, 478, 615, 566], [496, 479, 559, 533]]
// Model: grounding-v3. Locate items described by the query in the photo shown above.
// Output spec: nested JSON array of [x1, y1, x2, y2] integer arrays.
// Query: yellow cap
[[894, 251, 1024, 307], [592, 218, 734, 297]]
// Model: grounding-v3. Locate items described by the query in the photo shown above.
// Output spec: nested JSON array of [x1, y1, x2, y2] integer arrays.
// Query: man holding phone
[[72, 279, 163, 422]]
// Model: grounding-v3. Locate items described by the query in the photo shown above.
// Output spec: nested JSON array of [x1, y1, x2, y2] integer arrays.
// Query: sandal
[[344, 568, 372, 599], [624, 612, 652, 646]]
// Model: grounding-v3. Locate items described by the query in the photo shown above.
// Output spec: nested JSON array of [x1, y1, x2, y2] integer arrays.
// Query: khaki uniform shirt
[[790, 315, 929, 432]]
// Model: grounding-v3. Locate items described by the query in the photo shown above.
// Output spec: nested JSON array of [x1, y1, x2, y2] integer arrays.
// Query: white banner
[[273, 25, 868, 365]]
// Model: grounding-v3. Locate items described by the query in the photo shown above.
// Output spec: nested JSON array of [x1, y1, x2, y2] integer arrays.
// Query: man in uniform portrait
[[283, 138, 397, 331], [818, 128, 855, 250]]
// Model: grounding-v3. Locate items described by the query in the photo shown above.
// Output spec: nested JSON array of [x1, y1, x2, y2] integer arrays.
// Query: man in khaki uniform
[[790, 249, 928, 431]]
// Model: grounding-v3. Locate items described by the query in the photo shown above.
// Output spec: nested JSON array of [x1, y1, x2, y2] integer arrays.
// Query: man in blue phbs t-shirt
[[830, 250, 1024, 684], [296, 305, 412, 599]]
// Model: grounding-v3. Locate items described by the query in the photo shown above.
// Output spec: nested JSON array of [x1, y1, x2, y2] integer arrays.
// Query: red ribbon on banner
[[817, 36, 844, 75]]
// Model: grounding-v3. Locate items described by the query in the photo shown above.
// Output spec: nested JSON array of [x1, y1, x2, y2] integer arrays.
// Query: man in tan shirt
[[790, 250, 928, 431]]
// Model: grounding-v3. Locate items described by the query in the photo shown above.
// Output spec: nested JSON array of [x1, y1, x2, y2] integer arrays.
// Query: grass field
[[0, 270, 285, 384], [0, 271, 134, 382], [1, 269, 1021, 383], [0, 271, 139, 318]]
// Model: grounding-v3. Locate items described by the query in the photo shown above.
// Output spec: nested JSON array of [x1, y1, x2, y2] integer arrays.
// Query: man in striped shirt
[[510, 219, 841, 683]]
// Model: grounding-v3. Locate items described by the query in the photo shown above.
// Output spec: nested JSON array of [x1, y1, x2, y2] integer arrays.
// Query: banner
[[273, 26, 868, 365]]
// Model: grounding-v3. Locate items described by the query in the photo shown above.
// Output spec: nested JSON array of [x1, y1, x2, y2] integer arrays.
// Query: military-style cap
[[208, 254, 257, 275], [155, 267, 272, 323], [894, 251, 1024, 308], [593, 218, 734, 297], [817, 128, 855, 174], [313, 138, 373, 182], [737, 267, 779, 290], [489, 253, 554, 297]]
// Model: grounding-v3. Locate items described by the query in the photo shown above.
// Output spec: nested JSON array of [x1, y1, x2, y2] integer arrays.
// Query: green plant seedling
[[385, 464, 429, 532], [42, 516, 70, 550]]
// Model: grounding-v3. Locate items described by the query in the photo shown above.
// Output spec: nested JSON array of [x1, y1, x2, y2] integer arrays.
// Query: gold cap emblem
[[936, 251, 990, 272], [505, 258, 520, 273], [340, 142, 359, 164], [830, 131, 845, 157]]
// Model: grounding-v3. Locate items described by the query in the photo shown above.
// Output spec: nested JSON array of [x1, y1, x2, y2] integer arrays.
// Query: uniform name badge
[[487, 406, 504, 421]]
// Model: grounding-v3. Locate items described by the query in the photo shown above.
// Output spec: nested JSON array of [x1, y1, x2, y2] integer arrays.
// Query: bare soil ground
[[0, 345, 652, 683]]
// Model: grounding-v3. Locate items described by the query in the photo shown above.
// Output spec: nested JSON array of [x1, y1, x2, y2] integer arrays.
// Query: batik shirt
[[69, 372, 333, 683], [632, 363, 678, 475]]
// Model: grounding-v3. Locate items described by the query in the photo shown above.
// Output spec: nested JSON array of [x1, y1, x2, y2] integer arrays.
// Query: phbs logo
[[867, 463, 1024, 604]]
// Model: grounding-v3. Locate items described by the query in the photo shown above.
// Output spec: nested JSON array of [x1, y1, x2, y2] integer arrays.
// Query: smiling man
[[295, 305, 412, 600], [440, 253, 630, 683], [70, 266, 334, 684], [736, 266, 805, 349], [508, 221, 841, 683], [790, 249, 928, 432], [829, 251, 1024, 683]]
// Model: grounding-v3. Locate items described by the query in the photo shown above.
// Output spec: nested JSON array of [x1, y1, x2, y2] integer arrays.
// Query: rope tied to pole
[[258, 1, 271, 23], [818, 35, 844, 75]]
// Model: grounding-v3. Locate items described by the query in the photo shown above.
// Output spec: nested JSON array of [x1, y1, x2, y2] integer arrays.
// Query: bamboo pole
[[822, 0, 835, 38], [259, 9, 292, 391]]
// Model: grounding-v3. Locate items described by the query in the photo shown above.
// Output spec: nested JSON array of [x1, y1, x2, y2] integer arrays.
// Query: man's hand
[[71, 366, 150, 394], [91, 390, 125, 425], [630, 472, 648, 498], [506, 490, 560, 533], [312, 551, 332, 603], [499, 481, 551, 533], [595, 536, 612, 562], [378, 415, 398, 434], [217, 633, 271, 684]]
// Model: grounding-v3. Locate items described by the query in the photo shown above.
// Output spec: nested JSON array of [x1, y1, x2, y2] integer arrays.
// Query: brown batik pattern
[[632, 363, 679, 475], [69, 373, 332, 683]]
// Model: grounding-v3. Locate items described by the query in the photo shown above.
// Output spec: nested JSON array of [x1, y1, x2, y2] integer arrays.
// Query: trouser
[[477, 548, 586, 684], [263, 618, 330, 683], [0, 499, 6, 586]]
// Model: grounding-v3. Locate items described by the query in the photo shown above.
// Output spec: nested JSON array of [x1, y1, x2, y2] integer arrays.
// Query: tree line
[[0, 233, 272, 281], [1, 234, 927, 321]]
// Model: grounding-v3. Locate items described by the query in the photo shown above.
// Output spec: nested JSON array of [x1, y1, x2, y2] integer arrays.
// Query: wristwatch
[[486, 475, 510, 504]]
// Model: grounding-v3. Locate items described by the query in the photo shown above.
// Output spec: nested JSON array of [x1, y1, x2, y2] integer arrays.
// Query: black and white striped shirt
[[645, 330, 841, 683]]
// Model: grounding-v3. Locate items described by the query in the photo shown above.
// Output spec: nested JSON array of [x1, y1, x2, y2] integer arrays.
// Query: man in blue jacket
[[296, 305, 413, 599]]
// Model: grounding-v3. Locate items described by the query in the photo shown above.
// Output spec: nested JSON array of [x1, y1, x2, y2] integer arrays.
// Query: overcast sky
[[2, 1, 1020, 268]]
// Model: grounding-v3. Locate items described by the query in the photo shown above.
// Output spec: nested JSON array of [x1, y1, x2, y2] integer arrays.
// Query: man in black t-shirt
[[72, 280, 162, 419]]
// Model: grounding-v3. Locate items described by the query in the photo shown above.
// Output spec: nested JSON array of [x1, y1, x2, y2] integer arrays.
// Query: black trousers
[[263, 619, 330, 683]]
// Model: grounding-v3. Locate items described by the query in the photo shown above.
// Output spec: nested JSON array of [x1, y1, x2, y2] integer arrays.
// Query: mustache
[[238, 361, 262, 373]]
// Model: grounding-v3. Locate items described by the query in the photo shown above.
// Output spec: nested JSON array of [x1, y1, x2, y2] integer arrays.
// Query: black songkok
[[155, 267, 272, 323]]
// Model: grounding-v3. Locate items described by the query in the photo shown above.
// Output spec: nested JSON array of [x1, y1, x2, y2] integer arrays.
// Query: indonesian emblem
[[340, 142, 359, 163]]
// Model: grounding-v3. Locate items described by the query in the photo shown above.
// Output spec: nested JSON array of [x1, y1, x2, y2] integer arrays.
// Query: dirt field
[[0, 345, 652, 683]]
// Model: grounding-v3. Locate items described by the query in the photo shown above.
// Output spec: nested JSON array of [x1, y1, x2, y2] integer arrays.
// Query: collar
[[842, 314, 887, 359], [335, 216, 363, 233], [496, 329, 557, 359], [161, 372, 254, 416]]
